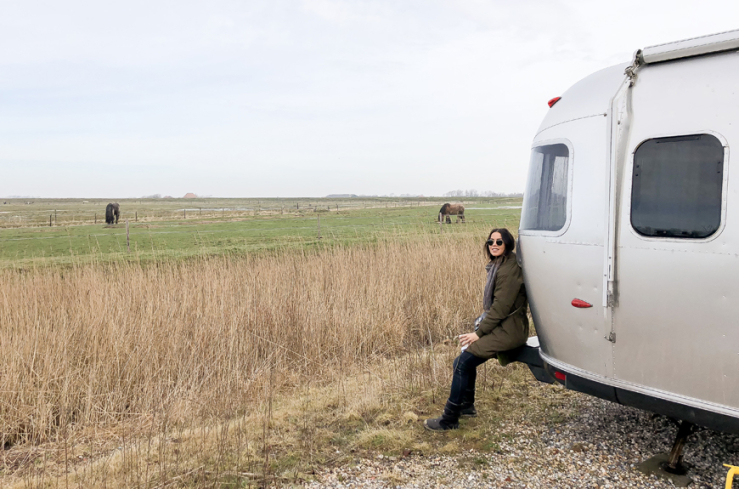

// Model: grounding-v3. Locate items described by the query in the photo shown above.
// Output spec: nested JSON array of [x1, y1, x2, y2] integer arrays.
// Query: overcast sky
[[1, 1, 738, 198]]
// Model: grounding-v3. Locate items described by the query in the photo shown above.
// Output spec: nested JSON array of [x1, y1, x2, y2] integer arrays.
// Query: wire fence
[[0, 198, 522, 229]]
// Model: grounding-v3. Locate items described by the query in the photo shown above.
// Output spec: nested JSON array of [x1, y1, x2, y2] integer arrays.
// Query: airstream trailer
[[513, 29, 739, 475]]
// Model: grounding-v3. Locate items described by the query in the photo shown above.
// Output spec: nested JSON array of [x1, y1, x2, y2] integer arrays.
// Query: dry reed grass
[[0, 234, 489, 459], [5, 344, 556, 488]]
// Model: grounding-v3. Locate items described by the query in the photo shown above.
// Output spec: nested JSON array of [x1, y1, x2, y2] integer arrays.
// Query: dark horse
[[438, 203, 465, 224], [105, 203, 120, 225]]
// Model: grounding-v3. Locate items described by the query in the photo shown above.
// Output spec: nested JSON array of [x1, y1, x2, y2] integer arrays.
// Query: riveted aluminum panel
[[535, 63, 626, 137], [614, 50, 739, 411], [520, 114, 612, 377]]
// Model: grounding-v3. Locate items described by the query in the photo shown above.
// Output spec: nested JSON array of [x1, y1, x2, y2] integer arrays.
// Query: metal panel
[[521, 115, 612, 377], [535, 64, 627, 138], [540, 351, 739, 432], [523, 239, 610, 376], [614, 51, 739, 410]]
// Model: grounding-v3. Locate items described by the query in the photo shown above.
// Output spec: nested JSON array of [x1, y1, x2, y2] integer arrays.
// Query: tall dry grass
[[0, 234, 488, 448]]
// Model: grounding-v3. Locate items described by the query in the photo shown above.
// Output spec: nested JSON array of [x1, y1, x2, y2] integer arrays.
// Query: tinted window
[[632, 134, 724, 238], [521, 144, 569, 231]]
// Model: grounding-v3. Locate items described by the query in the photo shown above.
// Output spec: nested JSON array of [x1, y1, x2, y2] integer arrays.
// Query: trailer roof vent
[[547, 96, 561, 108], [641, 29, 739, 64]]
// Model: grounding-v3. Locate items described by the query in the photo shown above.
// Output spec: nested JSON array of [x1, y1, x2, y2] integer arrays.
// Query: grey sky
[[1, 0, 737, 198]]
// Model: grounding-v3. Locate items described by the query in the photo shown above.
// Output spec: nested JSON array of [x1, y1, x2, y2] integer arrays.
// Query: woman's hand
[[458, 332, 480, 347]]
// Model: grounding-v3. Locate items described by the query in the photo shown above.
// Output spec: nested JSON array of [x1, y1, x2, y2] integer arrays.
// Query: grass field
[[0, 197, 532, 488], [0, 197, 522, 267]]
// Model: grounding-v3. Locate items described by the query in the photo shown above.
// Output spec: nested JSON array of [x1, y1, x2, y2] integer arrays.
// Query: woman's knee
[[453, 352, 478, 375]]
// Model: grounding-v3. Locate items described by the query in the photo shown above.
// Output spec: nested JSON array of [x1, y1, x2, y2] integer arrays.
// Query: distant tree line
[[443, 189, 523, 198]]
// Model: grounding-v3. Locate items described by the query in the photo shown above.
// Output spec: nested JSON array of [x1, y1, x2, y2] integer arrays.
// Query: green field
[[0, 197, 523, 267]]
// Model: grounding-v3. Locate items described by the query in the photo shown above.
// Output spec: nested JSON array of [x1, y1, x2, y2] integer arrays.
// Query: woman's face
[[488, 232, 505, 257]]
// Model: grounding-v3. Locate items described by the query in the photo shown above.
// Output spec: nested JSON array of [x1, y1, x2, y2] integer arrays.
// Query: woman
[[424, 228, 528, 431]]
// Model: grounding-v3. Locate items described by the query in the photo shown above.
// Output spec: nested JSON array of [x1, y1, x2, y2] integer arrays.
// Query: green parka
[[466, 252, 528, 359]]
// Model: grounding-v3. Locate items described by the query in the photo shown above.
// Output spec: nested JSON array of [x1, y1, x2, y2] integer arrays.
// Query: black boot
[[424, 401, 461, 431], [460, 404, 477, 417]]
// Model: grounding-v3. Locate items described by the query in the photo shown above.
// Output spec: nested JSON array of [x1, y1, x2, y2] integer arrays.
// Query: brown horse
[[438, 203, 465, 224]]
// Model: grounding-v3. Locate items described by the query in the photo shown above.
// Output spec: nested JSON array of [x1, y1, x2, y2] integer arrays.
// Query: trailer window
[[631, 134, 724, 239], [521, 144, 569, 231]]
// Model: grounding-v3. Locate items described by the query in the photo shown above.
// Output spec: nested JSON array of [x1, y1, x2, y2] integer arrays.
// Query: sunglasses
[[486, 239, 504, 246]]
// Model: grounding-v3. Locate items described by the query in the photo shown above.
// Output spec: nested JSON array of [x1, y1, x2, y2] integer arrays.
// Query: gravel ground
[[306, 396, 739, 488]]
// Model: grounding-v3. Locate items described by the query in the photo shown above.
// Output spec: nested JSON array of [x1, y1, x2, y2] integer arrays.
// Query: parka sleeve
[[476, 260, 524, 336]]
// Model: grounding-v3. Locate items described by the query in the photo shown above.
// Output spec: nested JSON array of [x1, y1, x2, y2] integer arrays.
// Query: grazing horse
[[438, 203, 465, 224], [105, 203, 120, 225]]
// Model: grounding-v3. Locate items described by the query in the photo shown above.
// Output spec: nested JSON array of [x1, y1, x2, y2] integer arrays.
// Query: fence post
[[54, 210, 57, 224], [135, 211, 138, 222], [50, 215, 52, 227], [317, 215, 322, 239], [126, 220, 130, 253], [184, 209, 186, 219], [94, 213, 97, 224]]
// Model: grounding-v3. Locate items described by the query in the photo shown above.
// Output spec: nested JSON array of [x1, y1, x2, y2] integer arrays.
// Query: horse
[[105, 203, 120, 225], [438, 203, 465, 224]]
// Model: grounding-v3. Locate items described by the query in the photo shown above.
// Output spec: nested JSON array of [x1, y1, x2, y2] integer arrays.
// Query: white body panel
[[520, 45, 739, 423]]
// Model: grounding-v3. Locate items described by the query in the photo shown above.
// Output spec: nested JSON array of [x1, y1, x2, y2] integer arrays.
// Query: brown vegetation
[[0, 234, 504, 485]]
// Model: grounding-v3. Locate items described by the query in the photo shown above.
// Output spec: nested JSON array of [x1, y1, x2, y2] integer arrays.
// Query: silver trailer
[[512, 29, 739, 480]]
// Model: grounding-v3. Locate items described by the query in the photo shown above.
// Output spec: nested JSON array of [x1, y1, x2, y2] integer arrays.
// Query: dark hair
[[484, 228, 515, 261]]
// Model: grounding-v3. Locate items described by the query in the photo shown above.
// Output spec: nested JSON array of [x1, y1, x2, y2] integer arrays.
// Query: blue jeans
[[448, 351, 489, 407]]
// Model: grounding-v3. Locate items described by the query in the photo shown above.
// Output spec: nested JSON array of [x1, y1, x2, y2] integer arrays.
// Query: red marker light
[[554, 371, 566, 381], [548, 96, 561, 108], [571, 298, 592, 308]]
